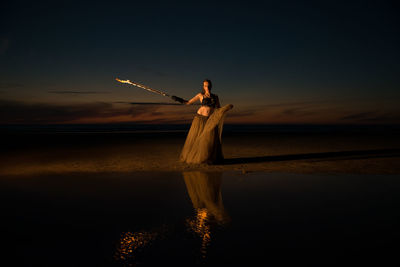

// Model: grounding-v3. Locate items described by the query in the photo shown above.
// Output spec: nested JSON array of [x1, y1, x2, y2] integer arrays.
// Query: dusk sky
[[1, 0, 399, 124]]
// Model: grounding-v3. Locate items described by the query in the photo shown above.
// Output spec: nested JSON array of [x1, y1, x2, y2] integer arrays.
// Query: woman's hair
[[201, 79, 212, 94]]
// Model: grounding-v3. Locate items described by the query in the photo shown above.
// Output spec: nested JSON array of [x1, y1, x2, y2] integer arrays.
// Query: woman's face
[[203, 81, 210, 90]]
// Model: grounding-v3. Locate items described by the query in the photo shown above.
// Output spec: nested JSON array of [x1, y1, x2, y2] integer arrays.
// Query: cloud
[[0, 100, 150, 124], [227, 101, 324, 121], [0, 82, 24, 89], [223, 100, 400, 124], [280, 107, 317, 117], [48, 91, 111, 94], [262, 101, 326, 118], [0, 100, 196, 124], [260, 100, 329, 108], [340, 112, 378, 121], [227, 109, 259, 118], [340, 111, 400, 123], [113, 101, 184, 105], [3, 99, 396, 125]]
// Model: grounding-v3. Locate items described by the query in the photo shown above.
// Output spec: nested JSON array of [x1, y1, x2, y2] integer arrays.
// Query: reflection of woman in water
[[115, 171, 230, 264], [183, 171, 229, 223], [183, 171, 230, 258], [179, 79, 233, 164]]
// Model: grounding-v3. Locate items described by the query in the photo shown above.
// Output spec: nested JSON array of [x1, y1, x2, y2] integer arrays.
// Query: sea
[[1, 123, 399, 134]]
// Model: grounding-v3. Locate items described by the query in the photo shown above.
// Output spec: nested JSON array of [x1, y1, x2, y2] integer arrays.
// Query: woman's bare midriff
[[197, 106, 214, 117]]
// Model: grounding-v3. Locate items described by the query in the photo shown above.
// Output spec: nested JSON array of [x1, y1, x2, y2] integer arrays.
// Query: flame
[[115, 77, 170, 97], [115, 78, 133, 85]]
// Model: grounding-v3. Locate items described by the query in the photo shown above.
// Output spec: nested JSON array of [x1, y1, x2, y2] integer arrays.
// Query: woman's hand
[[171, 95, 187, 104]]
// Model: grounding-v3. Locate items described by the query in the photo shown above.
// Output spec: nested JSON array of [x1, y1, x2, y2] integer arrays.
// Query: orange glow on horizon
[[2, 98, 398, 125]]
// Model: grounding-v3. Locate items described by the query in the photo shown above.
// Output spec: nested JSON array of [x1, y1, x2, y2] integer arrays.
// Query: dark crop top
[[201, 93, 218, 108]]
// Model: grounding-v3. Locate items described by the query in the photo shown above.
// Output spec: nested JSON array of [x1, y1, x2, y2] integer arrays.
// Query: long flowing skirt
[[179, 104, 233, 164]]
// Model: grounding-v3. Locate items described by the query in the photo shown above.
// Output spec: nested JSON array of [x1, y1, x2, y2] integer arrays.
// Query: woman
[[179, 79, 233, 164]]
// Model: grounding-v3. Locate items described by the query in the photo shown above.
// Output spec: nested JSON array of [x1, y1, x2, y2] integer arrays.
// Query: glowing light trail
[[115, 78, 187, 104]]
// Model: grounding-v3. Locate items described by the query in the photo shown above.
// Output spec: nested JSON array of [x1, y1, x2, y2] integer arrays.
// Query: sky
[[1, 0, 399, 125]]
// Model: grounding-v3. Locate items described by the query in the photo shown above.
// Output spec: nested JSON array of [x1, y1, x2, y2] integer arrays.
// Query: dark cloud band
[[48, 91, 111, 94]]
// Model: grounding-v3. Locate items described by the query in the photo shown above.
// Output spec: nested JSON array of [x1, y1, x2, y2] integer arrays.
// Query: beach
[[2, 126, 400, 266], [2, 127, 400, 176]]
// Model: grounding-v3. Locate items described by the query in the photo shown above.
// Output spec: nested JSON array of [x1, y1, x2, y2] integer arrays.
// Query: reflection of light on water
[[114, 231, 158, 261], [113, 171, 229, 264], [186, 208, 212, 258]]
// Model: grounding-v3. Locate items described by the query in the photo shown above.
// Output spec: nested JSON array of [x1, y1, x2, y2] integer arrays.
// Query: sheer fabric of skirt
[[179, 104, 233, 164]]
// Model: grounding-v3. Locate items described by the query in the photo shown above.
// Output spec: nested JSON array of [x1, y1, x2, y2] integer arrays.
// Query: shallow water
[[1, 171, 400, 266]]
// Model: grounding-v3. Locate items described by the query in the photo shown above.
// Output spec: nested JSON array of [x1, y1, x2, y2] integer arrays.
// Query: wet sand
[[3, 170, 399, 266], [1, 130, 400, 176]]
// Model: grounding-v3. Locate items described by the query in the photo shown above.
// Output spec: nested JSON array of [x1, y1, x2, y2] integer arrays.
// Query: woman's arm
[[185, 93, 201, 105]]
